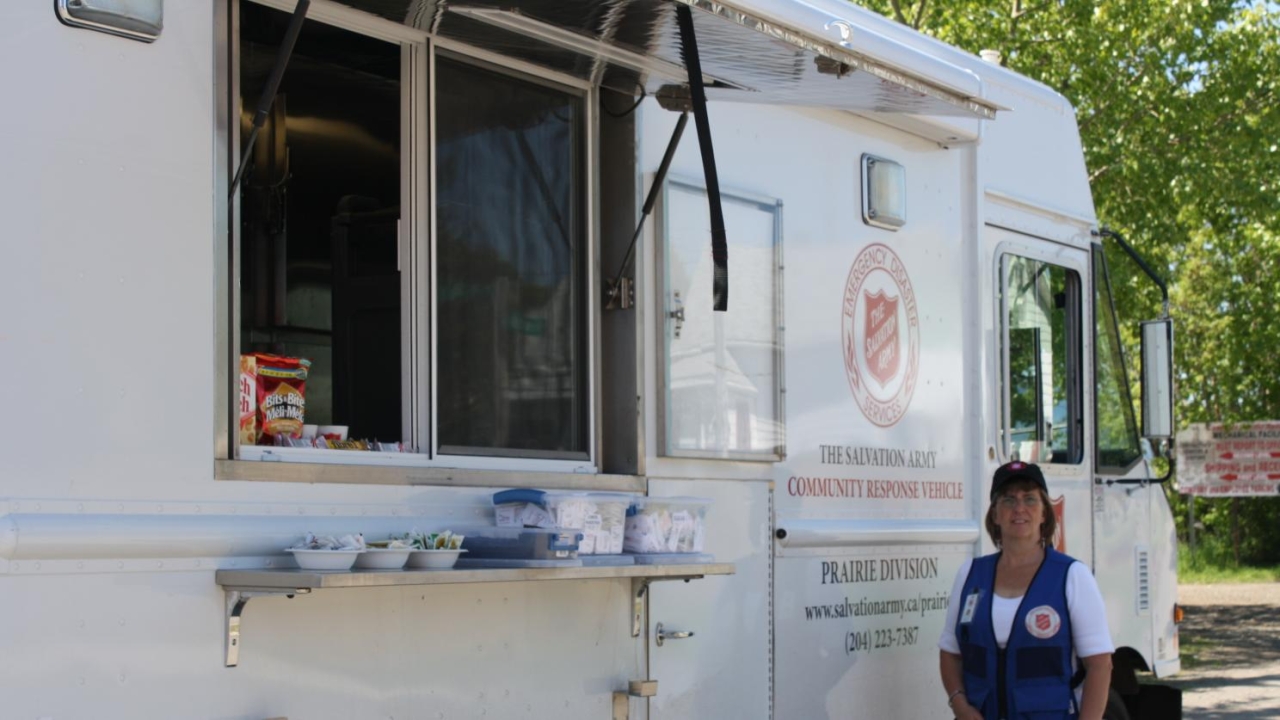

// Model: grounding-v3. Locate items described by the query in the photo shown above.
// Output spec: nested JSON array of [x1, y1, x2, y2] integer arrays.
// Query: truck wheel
[[1103, 688, 1132, 720]]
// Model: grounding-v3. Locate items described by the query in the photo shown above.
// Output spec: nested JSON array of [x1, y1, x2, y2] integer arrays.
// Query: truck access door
[[642, 179, 781, 720], [1089, 243, 1181, 678], [989, 226, 1096, 562]]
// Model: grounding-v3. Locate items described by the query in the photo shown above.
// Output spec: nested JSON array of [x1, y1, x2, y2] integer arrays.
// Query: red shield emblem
[[863, 290, 900, 387], [1025, 605, 1061, 638], [1051, 495, 1066, 552]]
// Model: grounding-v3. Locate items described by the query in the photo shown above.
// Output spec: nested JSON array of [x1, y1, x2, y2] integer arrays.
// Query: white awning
[[337, 0, 1001, 119]]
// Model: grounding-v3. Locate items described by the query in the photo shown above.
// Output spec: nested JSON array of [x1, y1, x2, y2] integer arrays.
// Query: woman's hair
[[984, 479, 1056, 548]]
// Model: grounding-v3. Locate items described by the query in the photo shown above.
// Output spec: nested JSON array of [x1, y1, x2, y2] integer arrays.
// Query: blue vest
[[956, 548, 1081, 719]]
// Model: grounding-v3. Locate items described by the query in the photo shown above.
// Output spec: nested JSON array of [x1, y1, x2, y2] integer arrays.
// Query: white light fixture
[[56, 0, 163, 43], [448, 7, 701, 85], [862, 154, 906, 230]]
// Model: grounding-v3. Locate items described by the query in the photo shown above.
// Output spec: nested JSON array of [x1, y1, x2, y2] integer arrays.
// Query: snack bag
[[238, 355, 257, 446], [326, 439, 370, 451], [253, 353, 311, 444]]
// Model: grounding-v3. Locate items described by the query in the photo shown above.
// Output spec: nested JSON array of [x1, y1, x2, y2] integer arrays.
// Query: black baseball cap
[[990, 461, 1047, 500]]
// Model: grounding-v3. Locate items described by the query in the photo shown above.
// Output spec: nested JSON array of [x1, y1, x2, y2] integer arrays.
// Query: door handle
[[656, 622, 694, 647], [668, 291, 685, 339]]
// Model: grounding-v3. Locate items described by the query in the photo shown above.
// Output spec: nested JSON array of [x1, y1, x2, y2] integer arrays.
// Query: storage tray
[[580, 554, 636, 567], [627, 553, 715, 566], [461, 526, 582, 560]]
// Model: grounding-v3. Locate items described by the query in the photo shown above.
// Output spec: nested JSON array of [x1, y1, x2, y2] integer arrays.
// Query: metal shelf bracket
[[631, 575, 700, 637], [225, 587, 310, 668]]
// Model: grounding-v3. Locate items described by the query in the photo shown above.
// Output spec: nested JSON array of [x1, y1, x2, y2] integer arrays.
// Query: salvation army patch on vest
[[1025, 605, 1062, 639]]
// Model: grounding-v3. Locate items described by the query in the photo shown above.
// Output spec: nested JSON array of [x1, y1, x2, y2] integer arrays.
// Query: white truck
[[0, 0, 1181, 717]]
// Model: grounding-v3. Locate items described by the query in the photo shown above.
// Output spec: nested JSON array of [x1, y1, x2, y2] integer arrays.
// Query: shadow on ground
[[1160, 601, 1280, 719], [1177, 604, 1280, 670]]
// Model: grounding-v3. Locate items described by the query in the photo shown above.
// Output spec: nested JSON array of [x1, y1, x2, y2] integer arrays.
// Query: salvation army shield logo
[[864, 290, 901, 386], [1051, 495, 1066, 552], [1025, 605, 1062, 640], [842, 243, 920, 427]]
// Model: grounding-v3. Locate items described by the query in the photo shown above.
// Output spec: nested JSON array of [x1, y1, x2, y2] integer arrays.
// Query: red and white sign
[[841, 244, 920, 427], [1177, 422, 1280, 496], [1025, 605, 1061, 640]]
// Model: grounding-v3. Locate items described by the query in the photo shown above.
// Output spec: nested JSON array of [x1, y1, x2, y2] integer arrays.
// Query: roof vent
[[979, 49, 1003, 64]]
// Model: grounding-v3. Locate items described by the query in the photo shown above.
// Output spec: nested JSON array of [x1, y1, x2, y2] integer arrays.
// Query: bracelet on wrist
[[946, 689, 965, 708]]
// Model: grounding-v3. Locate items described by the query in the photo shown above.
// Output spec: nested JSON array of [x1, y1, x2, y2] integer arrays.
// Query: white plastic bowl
[[406, 549, 466, 569], [353, 547, 412, 570], [288, 548, 362, 571]]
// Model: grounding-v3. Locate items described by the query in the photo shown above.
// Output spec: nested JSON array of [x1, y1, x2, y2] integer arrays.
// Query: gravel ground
[[1164, 583, 1280, 719]]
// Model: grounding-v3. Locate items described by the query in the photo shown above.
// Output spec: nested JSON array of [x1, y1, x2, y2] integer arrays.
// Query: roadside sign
[[1177, 422, 1280, 496]]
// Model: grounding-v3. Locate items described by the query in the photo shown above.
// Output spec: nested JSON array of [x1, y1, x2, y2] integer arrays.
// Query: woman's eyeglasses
[[997, 494, 1041, 509]]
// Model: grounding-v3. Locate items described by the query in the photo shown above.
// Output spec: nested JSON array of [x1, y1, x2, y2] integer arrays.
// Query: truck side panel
[[637, 99, 978, 719]]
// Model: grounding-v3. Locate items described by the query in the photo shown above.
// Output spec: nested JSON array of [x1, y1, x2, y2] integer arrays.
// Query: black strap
[[606, 112, 689, 308], [675, 4, 728, 312]]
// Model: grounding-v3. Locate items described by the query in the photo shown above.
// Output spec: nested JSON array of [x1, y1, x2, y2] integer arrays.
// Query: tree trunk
[[1188, 496, 1196, 552], [1232, 497, 1241, 565]]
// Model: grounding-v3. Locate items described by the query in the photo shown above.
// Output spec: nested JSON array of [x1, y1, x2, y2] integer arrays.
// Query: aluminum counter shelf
[[217, 562, 736, 667]]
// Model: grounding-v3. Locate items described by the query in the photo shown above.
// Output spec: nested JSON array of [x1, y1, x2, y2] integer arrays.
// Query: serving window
[[434, 58, 588, 459], [226, 0, 593, 475]]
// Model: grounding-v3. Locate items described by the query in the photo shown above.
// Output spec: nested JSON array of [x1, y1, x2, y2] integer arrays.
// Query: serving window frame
[[214, 0, 614, 489]]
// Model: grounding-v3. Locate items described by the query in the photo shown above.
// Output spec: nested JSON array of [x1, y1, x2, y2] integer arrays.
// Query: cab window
[[1000, 255, 1082, 464]]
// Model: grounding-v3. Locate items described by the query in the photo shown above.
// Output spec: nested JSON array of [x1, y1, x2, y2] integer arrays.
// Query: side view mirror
[[1141, 318, 1173, 439]]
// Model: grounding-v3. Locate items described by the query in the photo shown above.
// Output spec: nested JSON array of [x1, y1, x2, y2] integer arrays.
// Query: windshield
[[1093, 246, 1143, 471]]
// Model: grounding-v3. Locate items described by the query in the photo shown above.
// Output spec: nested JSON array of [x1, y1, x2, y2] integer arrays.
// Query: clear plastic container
[[544, 492, 636, 555], [460, 526, 582, 560], [492, 489, 556, 529], [623, 497, 711, 554]]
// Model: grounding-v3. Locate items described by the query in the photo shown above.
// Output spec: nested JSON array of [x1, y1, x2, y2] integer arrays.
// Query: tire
[[1103, 688, 1132, 720]]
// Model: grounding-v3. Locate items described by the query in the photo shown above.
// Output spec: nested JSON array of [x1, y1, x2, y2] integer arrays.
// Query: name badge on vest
[[960, 590, 981, 624]]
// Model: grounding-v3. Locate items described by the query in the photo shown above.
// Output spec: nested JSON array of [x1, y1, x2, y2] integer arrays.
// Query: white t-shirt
[[938, 557, 1115, 676]]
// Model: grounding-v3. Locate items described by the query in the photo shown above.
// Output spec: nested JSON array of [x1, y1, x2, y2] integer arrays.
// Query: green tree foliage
[[856, 0, 1280, 562]]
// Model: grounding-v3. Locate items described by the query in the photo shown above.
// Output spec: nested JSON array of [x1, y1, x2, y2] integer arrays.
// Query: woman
[[938, 461, 1114, 719]]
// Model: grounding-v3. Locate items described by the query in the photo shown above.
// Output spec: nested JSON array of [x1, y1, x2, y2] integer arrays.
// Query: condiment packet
[[326, 439, 370, 451], [520, 503, 555, 529]]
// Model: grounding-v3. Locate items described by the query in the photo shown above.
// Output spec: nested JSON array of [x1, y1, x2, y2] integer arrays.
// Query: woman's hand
[[1077, 652, 1113, 720], [950, 697, 983, 720], [940, 651, 981, 719]]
